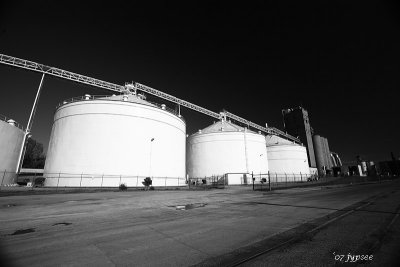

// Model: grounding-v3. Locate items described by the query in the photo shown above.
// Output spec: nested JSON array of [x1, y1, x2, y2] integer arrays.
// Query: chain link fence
[[1, 170, 187, 190], [252, 172, 319, 191], [2, 169, 398, 192], [188, 175, 225, 190], [251, 172, 399, 191]]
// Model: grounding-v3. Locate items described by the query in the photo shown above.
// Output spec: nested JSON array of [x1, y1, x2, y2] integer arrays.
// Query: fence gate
[[188, 175, 225, 189]]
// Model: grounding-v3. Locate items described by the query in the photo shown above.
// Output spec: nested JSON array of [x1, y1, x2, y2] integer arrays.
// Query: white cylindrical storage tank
[[44, 94, 186, 187], [266, 135, 310, 181], [187, 120, 268, 185], [0, 117, 25, 185]]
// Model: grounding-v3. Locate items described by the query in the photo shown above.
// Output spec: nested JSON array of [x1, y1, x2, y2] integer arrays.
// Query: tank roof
[[0, 114, 24, 131], [57, 94, 184, 121], [266, 135, 301, 146], [99, 94, 156, 106], [194, 120, 257, 135]]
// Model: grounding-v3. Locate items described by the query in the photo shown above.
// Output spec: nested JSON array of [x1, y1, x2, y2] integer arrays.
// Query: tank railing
[[145, 99, 185, 120], [56, 95, 112, 108], [56, 95, 184, 120], [0, 114, 24, 131]]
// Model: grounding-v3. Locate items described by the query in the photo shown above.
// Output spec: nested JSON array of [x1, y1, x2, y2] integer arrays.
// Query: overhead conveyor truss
[[0, 53, 301, 144]]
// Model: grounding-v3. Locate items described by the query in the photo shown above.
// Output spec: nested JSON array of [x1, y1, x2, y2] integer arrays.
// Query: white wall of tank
[[265, 135, 310, 179], [44, 95, 186, 187], [186, 120, 268, 184], [0, 118, 24, 185]]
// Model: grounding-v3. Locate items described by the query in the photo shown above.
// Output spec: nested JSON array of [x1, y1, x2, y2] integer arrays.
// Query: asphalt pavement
[[0, 180, 399, 266]]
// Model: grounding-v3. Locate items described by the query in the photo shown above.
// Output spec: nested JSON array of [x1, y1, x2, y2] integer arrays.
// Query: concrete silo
[[186, 119, 268, 185], [265, 135, 310, 179], [325, 138, 333, 169], [44, 94, 186, 187], [313, 135, 324, 175], [0, 117, 24, 185], [313, 135, 332, 175]]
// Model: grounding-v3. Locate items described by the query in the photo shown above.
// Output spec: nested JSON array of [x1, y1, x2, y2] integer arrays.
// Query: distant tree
[[22, 138, 46, 169], [142, 177, 152, 190]]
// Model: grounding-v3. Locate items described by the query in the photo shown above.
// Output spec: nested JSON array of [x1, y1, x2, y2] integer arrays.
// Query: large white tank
[[44, 94, 186, 187], [186, 120, 268, 184], [0, 116, 24, 185], [266, 135, 310, 179]]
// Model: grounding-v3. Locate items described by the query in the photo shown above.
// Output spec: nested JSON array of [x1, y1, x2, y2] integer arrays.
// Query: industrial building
[[0, 54, 325, 187], [282, 107, 317, 169], [313, 135, 333, 175], [283, 106, 341, 176]]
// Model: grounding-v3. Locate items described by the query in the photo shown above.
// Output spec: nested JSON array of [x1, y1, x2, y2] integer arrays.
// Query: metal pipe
[[16, 73, 45, 173], [27, 73, 45, 133]]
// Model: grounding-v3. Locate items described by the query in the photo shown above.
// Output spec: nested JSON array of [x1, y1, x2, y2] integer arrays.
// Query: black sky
[[0, 0, 399, 163]]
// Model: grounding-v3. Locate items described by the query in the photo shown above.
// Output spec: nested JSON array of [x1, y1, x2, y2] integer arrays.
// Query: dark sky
[[0, 0, 399, 163]]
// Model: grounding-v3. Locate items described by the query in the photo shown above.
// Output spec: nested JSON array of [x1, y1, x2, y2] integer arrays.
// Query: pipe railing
[[0, 114, 24, 131], [55, 94, 184, 120]]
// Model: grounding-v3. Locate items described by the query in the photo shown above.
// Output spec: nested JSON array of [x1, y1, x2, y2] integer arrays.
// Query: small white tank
[[187, 120, 268, 184], [44, 94, 186, 187], [266, 135, 310, 177], [0, 117, 25, 185]]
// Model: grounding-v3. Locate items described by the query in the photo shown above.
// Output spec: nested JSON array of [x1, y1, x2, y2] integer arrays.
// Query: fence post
[[0, 169, 6, 190], [276, 173, 278, 187], [56, 172, 60, 190], [285, 173, 287, 187], [31, 172, 36, 191], [80, 173, 83, 188], [300, 172, 302, 182], [33, 172, 36, 184], [119, 175, 122, 186], [101, 174, 104, 187], [252, 171, 254, 191], [136, 176, 138, 187], [268, 171, 271, 191], [165, 177, 167, 187]]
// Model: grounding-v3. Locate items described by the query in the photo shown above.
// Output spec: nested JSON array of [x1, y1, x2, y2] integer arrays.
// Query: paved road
[[239, 182, 400, 266], [0, 181, 398, 266]]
